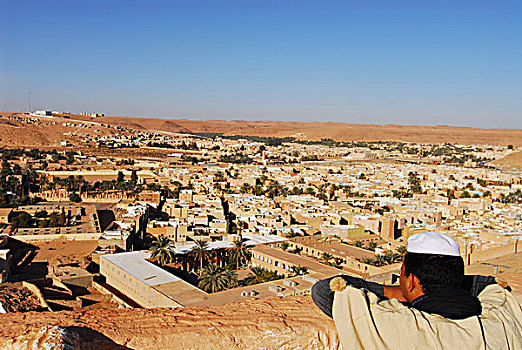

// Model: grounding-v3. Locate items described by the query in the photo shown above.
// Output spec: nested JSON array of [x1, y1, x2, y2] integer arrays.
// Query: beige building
[[320, 224, 364, 239], [100, 251, 205, 308]]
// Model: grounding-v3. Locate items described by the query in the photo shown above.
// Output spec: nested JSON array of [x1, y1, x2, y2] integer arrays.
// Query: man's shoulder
[[478, 283, 521, 311]]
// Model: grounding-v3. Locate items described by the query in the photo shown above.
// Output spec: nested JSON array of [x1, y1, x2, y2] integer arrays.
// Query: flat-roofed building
[[320, 224, 364, 239], [287, 236, 383, 276], [251, 244, 360, 278], [100, 251, 206, 308]]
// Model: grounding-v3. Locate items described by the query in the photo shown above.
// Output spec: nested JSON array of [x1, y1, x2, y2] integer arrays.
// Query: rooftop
[[101, 251, 181, 287]]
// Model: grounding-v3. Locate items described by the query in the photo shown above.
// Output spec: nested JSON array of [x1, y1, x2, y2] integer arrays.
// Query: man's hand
[[383, 285, 407, 302]]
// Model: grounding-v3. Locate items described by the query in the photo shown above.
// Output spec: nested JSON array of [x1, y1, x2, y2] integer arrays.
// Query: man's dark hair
[[403, 252, 464, 293]]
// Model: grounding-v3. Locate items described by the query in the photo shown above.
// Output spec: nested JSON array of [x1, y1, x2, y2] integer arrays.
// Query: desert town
[[0, 111, 520, 316]]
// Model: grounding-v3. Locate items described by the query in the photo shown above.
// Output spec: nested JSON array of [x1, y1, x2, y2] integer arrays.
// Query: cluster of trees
[[218, 153, 253, 164], [193, 133, 413, 150], [146, 142, 175, 149], [42, 171, 159, 199], [238, 177, 336, 201], [354, 240, 378, 251], [300, 155, 322, 162], [320, 253, 344, 269], [0, 153, 43, 207], [408, 172, 423, 194], [239, 179, 287, 198], [362, 251, 404, 267], [9, 209, 67, 232], [496, 190, 522, 204], [149, 236, 252, 293], [149, 236, 309, 293]]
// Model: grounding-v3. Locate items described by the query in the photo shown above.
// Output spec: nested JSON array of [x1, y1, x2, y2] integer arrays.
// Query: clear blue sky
[[1, 0, 521, 128]]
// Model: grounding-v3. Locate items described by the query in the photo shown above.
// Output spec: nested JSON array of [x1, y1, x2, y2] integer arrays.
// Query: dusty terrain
[[1, 111, 522, 147], [491, 151, 522, 170], [74, 115, 522, 146], [32, 239, 98, 269]]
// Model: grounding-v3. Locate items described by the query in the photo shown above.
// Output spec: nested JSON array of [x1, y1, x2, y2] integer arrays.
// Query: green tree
[[117, 171, 125, 184], [354, 241, 363, 248], [221, 268, 239, 289], [198, 263, 227, 293], [34, 210, 48, 218], [321, 252, 334, 264], [10, 212, 33, 231], [130, 170, 138, 184], [228, 240, 251, 269], [367, 241, 378, 251], [69, 192, 82, 203], [247, 266, 268, 285], [240, 183, 252, 194], [291, 265, 308, 276], [150, 235, 175, 266], [192, 240, 210, 275]]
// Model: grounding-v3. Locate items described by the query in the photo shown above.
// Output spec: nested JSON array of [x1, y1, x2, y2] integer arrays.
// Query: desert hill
[[70, 115, 522, 146], [491, 151, 522, 170], [1, 111, 522, 147]]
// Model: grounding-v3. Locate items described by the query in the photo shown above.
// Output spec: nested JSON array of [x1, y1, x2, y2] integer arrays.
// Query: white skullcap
[[407, 232, 461, 256]]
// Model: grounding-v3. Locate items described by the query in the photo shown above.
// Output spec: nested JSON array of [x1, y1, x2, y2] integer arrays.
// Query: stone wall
[[0, 295, 341, 350]]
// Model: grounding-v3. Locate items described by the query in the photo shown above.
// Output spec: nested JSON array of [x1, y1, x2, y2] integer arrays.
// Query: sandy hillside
[[73, 115, 522, 146], [491, 151, 522, 170], [2, 112, 521, 147]]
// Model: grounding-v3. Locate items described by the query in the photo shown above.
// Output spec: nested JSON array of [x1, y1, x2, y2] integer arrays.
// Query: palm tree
[[354, 241, 363, 248], [150, 235, 175, 266], [374, 255, 387, 267], [247, 266, 267, 285], [198, 263, 227, 293], [362, 257, 375, 265], [291, 265, 308, 276], [321, 253, 334, 264], [192, 240, 210, 275], [228, 240, 251, 269], [221, 268, 239, 289], [367, 241, 378, 251]]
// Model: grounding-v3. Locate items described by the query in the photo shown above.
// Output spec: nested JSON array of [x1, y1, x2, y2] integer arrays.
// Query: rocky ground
[[0, 284, 43, 313], [0, 295, 340, 350]]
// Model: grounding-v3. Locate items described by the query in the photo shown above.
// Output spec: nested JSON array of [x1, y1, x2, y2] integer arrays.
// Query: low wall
[[0, 295, 340, 350], [12, 233, 101, 243]]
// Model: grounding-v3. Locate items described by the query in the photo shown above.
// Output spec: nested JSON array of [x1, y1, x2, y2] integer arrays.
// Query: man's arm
[[312, 275, 385, 318]]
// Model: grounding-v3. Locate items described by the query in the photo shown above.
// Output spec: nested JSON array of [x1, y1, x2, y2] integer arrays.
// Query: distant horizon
[[1, 1, 521, 128], [3, 109, 522, 131]]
